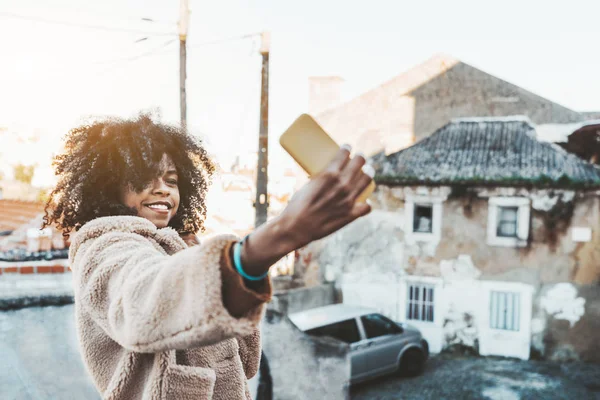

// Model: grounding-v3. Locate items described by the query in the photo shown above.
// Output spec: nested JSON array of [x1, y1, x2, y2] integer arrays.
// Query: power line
[[37, 6, 177, 26], [0, 11, 175, 36], [188, 32, 261, 48], [94, 33, 260, 71], [94, 39, 177, 66]]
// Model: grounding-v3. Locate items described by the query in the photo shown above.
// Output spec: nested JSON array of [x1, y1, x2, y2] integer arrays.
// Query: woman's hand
[[239, 146, 374, 277], [277, 145, 374, 246]]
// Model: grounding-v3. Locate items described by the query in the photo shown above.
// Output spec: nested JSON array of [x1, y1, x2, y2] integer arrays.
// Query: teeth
[[148, 204, 168, 210]]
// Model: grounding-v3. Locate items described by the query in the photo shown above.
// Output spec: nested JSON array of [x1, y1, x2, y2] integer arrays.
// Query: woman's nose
[[152, 179, 170, 195]]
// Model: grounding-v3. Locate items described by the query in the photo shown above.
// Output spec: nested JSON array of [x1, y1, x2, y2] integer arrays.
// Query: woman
[[43, 114, 374, 399]]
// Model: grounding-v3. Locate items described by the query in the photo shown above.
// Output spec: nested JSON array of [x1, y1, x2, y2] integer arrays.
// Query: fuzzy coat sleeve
[[237, 330, 262, 379], [71, 231, 269, 353]]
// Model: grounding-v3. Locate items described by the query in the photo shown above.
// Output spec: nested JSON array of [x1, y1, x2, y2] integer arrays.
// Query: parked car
[[289, 304, 429, 383]]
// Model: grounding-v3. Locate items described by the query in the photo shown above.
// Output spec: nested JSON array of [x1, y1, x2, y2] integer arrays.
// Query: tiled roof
[[372, 118, 600, 188], [0, 200, 44, 232]]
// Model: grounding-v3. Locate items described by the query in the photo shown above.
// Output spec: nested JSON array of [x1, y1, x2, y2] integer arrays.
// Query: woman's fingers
[[326, 144, 352, 173], [349, 164, 375, 200], [343, 151, 367, 178]]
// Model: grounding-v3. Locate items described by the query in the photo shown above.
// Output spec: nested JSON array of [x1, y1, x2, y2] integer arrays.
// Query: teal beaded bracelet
[[233, 236, 269, 281]]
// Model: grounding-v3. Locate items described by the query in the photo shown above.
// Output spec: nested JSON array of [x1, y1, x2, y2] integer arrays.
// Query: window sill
[[408, 232, 439, 243], [487, 237, 527, 248], [406, 319, 436, 326]]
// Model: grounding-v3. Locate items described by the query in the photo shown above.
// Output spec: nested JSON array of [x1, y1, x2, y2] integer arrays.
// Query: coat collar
[[70, 216, 188, 259]]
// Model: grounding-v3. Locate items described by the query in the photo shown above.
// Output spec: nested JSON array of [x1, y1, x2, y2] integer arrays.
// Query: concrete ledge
[[0, 294, 74, 311], [0, 272, 74, 311], [262, 309, 350, 400]]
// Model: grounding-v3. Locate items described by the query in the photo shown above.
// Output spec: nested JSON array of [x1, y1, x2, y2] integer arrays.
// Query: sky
[[1, 0, 600, 186]]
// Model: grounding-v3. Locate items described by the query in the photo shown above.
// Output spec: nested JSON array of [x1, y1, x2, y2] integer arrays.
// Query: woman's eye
[[167, 179, 178, 185]]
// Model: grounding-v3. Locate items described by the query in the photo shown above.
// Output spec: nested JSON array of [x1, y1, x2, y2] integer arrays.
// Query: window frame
[[406, 283, 436, 323], [359, 313, 403, 340], [404, 195, 443, 243], [487, 197, 530, 247]]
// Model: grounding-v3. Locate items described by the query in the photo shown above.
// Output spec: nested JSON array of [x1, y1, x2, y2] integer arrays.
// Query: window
[[487, 197, 530, 247], [407, 284, 435, 322], [413, 205, 433, 233], [490, 291, 520, 331], [496, 207, 518, 238], [361, 314, 403, 339], [306, 319, 361, 343], [404, 196, 444, 244]]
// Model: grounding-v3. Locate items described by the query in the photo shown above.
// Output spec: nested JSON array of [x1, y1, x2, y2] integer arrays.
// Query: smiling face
[[120, 154, 180, 228]]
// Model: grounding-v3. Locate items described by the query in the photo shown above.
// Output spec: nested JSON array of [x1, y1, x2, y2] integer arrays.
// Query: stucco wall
[[365, 186, 600, 285], [269, 283, 336, 315], [532, 283, 600, 362], [261, 310, 350, 400]]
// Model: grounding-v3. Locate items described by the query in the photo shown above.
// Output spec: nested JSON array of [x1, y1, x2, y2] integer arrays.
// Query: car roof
[[288, 304, 376, 332]]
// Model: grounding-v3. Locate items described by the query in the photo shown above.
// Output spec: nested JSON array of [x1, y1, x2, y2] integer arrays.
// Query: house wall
[[368, 186, 600, 285], [314, 61, 583, 156], [410, 63, 583, 143], [295, 185, 600, 360], [316, 94, 415, 157], [269, 283, 336, 315], [532, 283, 600, 362]]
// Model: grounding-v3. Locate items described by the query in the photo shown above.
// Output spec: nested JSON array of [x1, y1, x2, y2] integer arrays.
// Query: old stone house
[[295, 117, 600, 362], [310, 54, 590, 157]]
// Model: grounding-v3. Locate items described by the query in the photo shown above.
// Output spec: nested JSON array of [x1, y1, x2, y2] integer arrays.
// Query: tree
[[13, 164, 36, 185]]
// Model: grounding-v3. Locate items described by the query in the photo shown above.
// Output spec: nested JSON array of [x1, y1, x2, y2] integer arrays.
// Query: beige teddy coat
[[69, 216, 272, 400]]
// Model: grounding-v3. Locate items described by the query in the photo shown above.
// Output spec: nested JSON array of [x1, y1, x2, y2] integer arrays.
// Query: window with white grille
[[490, 291, 520, 331], [407, 284, 435, 322]]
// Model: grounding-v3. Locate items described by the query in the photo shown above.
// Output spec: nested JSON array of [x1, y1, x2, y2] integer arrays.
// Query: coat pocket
[[162, 364, 216, 400]]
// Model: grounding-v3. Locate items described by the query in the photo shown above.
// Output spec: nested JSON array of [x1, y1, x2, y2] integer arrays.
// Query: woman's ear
[[180, 232, 200, 247]]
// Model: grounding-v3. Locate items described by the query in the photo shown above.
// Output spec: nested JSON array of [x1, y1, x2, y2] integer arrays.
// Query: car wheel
[[398, 348, 425, 377]]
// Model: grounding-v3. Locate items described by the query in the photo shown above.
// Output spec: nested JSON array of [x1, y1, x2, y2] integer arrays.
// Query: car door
[[348, 317, 371, 382], [359, 313, 406, 377]]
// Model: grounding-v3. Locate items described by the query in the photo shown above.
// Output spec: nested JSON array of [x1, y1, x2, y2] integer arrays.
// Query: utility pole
[[178, 0, 190, 129], [254, 32, 270, 228]]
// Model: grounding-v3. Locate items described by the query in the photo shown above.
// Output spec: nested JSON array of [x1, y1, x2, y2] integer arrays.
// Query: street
[[0, 305, 99, 400], [351, 353, 600, 400]]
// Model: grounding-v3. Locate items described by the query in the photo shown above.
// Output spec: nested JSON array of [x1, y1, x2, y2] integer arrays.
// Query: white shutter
[[517, 204, 530, 241], [487, 203, 498, 244], [405, 201, 414, 233]]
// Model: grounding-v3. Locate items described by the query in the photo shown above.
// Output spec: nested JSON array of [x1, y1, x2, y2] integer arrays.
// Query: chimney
[[308, 76, 344, 116]]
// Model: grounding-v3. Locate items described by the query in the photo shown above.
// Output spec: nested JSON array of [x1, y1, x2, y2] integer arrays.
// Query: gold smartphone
[[279, 114, 375, 203]]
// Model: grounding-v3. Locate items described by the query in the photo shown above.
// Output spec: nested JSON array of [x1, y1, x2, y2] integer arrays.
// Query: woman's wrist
[[238, 215, 303, 277]]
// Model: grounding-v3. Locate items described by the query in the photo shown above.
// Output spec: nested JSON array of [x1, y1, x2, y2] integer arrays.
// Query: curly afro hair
[[43, 114, 215, 235]]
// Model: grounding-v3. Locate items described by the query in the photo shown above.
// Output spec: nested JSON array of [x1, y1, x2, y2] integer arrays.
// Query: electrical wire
[[188, 32, 261, 48], [0, 11, 175, 36], [37, 6, 177, 26], [95, 39, 177, 65]]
